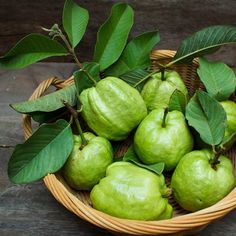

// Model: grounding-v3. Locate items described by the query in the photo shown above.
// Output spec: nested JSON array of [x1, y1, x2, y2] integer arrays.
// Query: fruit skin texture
[[63, 132, 113, 190], [141, 71, 188, 111], [79, 77, 147, 141], [90, 162, 173, 220], [134, 108, 193, 171], [171, 149, 235, 212], [220, 100, 236, 138]]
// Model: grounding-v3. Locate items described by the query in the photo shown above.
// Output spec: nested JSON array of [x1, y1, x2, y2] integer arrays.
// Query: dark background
[[0, 0, 236, 67], [1, 1, 236, 235]]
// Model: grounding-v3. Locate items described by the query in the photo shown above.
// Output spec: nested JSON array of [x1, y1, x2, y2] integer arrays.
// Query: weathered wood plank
[[0, 0, 236, 65], [0, 63, 76, 146]]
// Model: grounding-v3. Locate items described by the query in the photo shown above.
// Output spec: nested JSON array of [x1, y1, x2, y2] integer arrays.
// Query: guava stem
[[63, 101, 87, 147], [160, 68, 166, 81], [210, 146, 223, 170], [74, 118, 88, 148], [162, 187, 172, 198], [161, 107, 169, 128]]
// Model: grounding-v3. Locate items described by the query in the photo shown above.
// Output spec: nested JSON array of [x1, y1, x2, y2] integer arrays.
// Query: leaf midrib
[[12, 124, 69, 180], [197, 96, 218, 144], [4, 51, 68, 60], [95, 6, 130, 61], [172, 41, 236, 64]]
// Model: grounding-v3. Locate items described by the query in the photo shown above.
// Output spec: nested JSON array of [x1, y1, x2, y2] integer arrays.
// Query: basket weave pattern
[[22, 50, 236, 235]]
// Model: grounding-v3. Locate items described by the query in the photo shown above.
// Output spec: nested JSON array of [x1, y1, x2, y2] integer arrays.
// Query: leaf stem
[[63, 101, 87, 148], [42, 24, 97, 86], [81, 69, 97, 85], [161, 107, 169, 128], [57, 29, 97, 86], [58, 33, 83, 68], [134, 69, 160, 88], [165, 60, 175, 68]]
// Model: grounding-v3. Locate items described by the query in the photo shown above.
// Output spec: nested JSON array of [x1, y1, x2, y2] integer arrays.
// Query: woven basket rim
[[22, 49, 236, 235]]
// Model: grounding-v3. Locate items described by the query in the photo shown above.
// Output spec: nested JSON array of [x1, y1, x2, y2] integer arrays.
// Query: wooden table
[[0, 63, 235, 235]]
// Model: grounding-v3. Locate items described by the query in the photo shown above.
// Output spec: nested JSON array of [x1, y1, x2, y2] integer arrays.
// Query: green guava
[[171, 149, 235, 212], [63, 132, 113, 190], [141, 70, 188, 111], [220, 100, 236, 138], [79, 77, 147, 141], [134, 108, 193, 171], [90, 162, 173, 220]]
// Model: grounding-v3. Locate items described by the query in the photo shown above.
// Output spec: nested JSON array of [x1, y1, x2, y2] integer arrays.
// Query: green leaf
[[73, 62, 100, 95], [105, 31, 160, 76], [186, 91, 226, 145], [10, 85, 77, 113], [171, 25, 236, 65], [93, 3, 134, 70], [8, 119, 73, 184], [123, 146, 165, 175], [197, 57, 236, 101], [119, 68, 150, 92], [169, 89, 187, 113], [63, 0, 89, 48], [30, 107, 68, 124], [0, 34, 68, 69], [219, 131, 236, 151]]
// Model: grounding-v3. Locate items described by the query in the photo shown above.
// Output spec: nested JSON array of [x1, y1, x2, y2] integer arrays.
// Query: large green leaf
[[197, 57, 236, 101], [123, 146, 164, 175], [93, 3, 134, 70], [63, 0, 89, 48], [0, 34, 68, 69], [119, 68, 150, 92], [8, 119, 73, 184], [168, 89, 187, 113], [186, 91, 226, 145], [105, 31, 160, 76], [170, 25, 236, 65], [10, 85, 77, 113], [74, 62, 100, 95]]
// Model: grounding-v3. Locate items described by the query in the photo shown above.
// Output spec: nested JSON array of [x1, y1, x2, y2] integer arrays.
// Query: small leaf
[[8, 119, 73, 184], [219, 131, 236, 150], [123, 146, 165, 175], [93, 3, 134, 70], [186, 91, 226, 145], [169, 89, 187, 113], [197, 57, 236, 101], [10, 85, 77, 113], [74, 62, 100, 95], [171, 25, 236, 65], [119, 68, 150, 92], [63, 0, 89, 48], [105, 31, 160, 76], [0, 34, 68, 69]]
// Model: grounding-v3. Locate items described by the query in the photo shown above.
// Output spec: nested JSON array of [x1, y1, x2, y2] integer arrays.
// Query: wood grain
[[0, 0, 236, 66]]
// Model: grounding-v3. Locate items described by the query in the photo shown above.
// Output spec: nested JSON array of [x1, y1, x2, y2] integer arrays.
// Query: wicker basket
[[22, 50, 236, 235]]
